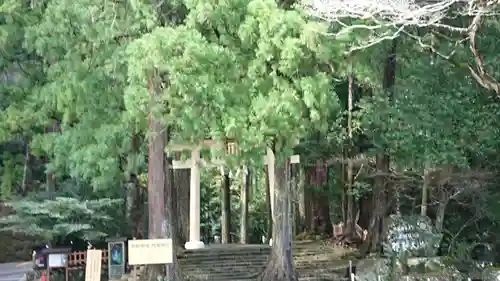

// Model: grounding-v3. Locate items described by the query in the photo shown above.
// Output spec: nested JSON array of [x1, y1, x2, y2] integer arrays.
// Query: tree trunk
[[126, 134, 145, 239], [240, 167, 250, 244], [420, 169, 430, 217], [174, 169, 190, 244], [302, 170, 313, 232], [435, 186, 447, 232], [296, 166, 306, 234], [221, 168, 232, 244], [45, 121, 60, 196], [20, 142, 30, 195], [360, 39, 397, 256], [165, 148, 180, 248], [265, 167, 272, 241], [147, 85, 166, 240], [260, 157, 296, 281], [126, 174, 145, 239], [164, 127, 184, 281], [310, 183, 332, 235], [144, 73, 183, 281], [344, 74, 355, 236]]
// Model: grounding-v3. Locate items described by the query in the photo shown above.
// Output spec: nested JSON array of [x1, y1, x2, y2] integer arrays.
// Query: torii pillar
[[185, 147, 205, 249]]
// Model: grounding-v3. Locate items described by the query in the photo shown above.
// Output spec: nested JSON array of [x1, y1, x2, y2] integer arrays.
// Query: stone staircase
[[178, 242, 350, 281], [179, 245, 270, 281], [293, 241, 352, 281], [126, 242, 351, 281]]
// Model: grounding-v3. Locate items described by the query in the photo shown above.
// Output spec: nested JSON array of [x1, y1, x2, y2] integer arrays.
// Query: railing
[[67, 250, 109, 269]]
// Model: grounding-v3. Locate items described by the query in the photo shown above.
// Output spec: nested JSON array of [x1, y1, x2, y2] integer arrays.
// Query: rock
[[482, 268, 500, 281], [355, 258, 391, 281], [383, 214, 442, 259]]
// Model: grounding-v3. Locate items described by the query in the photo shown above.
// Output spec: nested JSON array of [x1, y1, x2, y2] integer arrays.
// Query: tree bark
[[302, 170, 313, 232], [221, 168, 232, 243], [164, 127, 183, 281], [260, 156, 296, 281], [295, 165, 306, 234], [420, 169, 430, 217], [144, 73, 183, 281], [240, 167, 250, 244], [174, 169, 190, 244], [435, 186, 447, 232], [265, 167, 272, 241], [45, 121, 60, 197], [344, 73, 355, 237], [165, 147, 180, 248], [20, 143, 30, 195], [360, 39, 397, 256]]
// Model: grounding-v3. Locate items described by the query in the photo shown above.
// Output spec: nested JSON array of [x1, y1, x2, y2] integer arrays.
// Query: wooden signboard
[[85, 250, 102, 281], [128, 239, 173, 265]]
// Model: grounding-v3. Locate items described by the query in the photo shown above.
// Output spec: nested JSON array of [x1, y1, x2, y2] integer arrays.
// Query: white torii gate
[[167, 140, 299, 250]]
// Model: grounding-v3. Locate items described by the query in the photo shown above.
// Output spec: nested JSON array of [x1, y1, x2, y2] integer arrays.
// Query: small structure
[[38, 247, 72, 281], [106, 237, 127, 280]]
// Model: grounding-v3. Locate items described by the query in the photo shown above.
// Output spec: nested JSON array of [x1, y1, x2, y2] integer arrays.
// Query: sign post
[[128, 239, 173, 265], [85, 250, 102, 281], [106, 237, 127, 280], [43, 247, 71, 281], [128, 238, 174, 281]]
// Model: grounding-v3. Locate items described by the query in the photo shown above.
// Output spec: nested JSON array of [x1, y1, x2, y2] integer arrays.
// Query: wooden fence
[[67, 250, 109, 269]]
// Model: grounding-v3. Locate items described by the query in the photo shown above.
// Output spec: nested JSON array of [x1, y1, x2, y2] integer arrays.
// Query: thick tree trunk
[[344, 74, 356, 237], [164, 127, 183, 281], [302, 170, 313, 232], [310, 184, 332, 235], [265, 167, 272, 241], [147, 100, 166, 239], [174, 169, 190, 244], [240, 167, 250, 244], [260, 157, 296, 281], [126, 174, 145, 239], [144, 74, 183, 281], [165, 149, 180, 248], [435, 186, 447, 232], [295, 166, 306, 234], [360, 40, 397, 256], [126, 134, 145, 239], [360, 154, 388, 255], [221, 168, 232, 243]]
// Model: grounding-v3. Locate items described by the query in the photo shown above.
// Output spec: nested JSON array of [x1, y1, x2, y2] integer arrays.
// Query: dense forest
[[1, 0, 500, 280]]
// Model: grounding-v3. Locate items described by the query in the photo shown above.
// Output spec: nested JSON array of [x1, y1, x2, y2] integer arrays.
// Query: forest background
[[0, 0, 500, 280]]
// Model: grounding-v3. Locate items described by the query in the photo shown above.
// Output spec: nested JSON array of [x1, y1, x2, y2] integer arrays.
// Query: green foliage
[[0, 196, 122, 240], [125, 0, 343, 165], [0, 0, 499, 265]]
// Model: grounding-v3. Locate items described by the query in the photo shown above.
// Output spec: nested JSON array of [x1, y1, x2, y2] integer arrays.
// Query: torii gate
[[166, 139, 299, 249]]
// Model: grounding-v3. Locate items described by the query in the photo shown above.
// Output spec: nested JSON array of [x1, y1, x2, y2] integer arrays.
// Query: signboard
[[47, 253, 68, 268], [128, 239, 173, 265], [108, 241, 126, 279], [85, 250, 102, 281]]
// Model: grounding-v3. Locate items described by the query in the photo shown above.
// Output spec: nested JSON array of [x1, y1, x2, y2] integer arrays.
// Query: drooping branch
[[304, 0, 474, 30], [467, 8, 500, 95], [303, 0, 500, 95]]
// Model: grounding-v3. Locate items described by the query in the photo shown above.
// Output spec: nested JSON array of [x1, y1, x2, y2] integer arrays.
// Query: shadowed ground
[[0, 262, 32, 281]]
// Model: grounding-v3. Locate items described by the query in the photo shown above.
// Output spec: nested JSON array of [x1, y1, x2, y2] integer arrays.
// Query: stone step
[[179, 255, 268, 262], [179, 246, 270, 258], [180, 256, 268, 262], [122, 243, 349, 281]]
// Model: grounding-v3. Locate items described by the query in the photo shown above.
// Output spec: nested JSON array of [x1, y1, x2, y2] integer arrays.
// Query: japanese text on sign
[[128, 239, 173, 265]]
